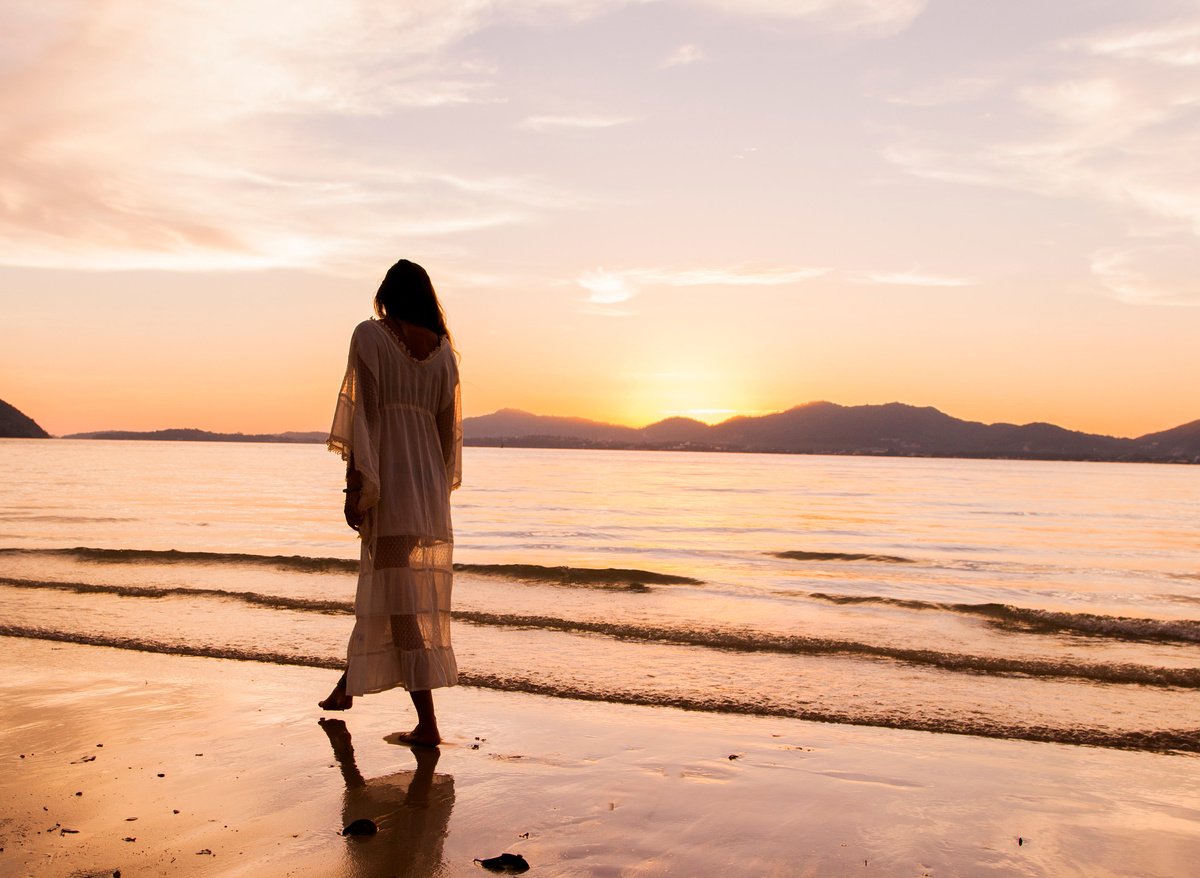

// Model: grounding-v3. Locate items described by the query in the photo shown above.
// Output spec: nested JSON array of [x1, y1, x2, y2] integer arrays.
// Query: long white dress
[[328, 318, 462, 695]]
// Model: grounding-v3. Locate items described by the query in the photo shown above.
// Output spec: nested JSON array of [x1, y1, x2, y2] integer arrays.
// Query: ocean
[[2, 439, 1197, 754]]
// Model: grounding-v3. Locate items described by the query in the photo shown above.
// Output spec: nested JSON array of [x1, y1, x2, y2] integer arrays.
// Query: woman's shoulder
[[350, 319, 386, 346]]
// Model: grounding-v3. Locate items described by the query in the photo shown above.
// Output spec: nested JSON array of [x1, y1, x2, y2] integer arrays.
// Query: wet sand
[[2, 635, 1197, 877]]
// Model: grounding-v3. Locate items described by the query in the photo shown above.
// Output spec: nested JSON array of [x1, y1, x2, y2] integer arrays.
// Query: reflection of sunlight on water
[[319, 719, 455, 878]]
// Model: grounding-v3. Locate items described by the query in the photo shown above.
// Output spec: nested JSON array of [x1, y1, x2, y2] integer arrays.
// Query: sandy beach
[[1, 636, 1196, 877]]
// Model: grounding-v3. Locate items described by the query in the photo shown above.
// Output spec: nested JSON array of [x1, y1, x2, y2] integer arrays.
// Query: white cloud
[[1073, 20, 1200, 67], [880, 17, 1200, 299], [576, 265, 829, 310], [519, 114, 638, 131], [0, 0, 606, 272], [1091, 243, 1200, 306], [634, 267, 830, 286], [578, 268, 638, 304], [1017, 77, 1159, 134], [851, 271, 974, 287], [884, 75, 1200, 235], [695, 0, 927, 35], [659, 43, 706, 69]]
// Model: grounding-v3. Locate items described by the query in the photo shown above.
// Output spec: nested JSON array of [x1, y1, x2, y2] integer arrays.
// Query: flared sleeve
[[438, 350, 463, 492], [327, 322, 382, 512]]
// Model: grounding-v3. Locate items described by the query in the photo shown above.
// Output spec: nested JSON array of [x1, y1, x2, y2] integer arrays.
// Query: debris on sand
[[342, 818, 378, 837], [474, 852, 530, 873]]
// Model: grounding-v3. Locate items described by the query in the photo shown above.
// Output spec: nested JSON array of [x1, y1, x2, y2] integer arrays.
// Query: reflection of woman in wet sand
[[321, 259, 462, 747], [319, 718, 455, 878]]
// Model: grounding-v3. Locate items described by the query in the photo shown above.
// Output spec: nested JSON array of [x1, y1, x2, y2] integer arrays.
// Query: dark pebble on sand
[[156, 773, 165, 778], [75, 791, 83, 796], [173, 809, 180, 814], [475, 852, 530, 873], [343, 818, 378, 837], [124, 837, 136, 842], [728, 754, 740, 760]]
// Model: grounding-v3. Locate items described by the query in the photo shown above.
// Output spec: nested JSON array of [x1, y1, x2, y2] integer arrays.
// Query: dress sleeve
[[437, 350, 463, 492], [327, 322, 382, 512]]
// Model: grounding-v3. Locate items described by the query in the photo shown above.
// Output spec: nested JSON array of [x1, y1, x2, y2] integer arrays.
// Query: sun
[[601, 361, 770, 427]]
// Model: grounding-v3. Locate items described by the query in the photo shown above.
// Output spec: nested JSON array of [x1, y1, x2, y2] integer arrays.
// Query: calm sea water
[[2, 439, 1198, 753]]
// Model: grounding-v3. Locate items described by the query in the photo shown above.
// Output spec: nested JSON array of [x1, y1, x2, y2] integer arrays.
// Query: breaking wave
[[772, 550, 916, 564], [808, 592, 1200, 645], [0, 547, 696, 588]]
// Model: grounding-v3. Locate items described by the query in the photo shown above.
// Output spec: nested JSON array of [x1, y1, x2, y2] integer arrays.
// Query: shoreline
[[3, 636, 1198, 876]]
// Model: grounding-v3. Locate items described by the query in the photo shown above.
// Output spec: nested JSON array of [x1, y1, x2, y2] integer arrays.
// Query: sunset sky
[[2, 0, 1198, 437]]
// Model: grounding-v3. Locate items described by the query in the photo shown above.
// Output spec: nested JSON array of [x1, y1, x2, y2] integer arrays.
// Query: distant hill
[[463, 403, 1200, 464], [460, 409, 642, 444], [0, 399, 49, 438], [64, 428, 327, 444], [1135, 419, 1200, 461]]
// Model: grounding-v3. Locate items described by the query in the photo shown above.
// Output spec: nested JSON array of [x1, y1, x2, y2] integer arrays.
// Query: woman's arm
[[343, 454, 366, 532], [437, 358, 463, 491]]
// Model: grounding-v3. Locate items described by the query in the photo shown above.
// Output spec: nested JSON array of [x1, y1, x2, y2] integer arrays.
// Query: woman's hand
[[344, 487, 366, 532]]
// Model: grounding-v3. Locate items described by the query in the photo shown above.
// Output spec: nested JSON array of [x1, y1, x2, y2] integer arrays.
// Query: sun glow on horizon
[[665, 408, 754, 425]]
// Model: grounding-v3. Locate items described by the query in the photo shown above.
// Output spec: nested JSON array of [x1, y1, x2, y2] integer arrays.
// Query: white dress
[[328, 318, 462, 694]]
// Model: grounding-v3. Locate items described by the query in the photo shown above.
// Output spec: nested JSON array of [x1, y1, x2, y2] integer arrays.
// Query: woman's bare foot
[[318, 675, 353, 711], [394, 725, 441, 748]]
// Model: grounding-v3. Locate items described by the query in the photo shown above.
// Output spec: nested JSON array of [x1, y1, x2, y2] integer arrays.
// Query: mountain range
[[3, 397, 1197, 463], [462, 403, 1200, 463]]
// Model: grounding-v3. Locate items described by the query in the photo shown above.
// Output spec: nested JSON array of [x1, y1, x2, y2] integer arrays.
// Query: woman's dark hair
[[373, 259, 451, 341]]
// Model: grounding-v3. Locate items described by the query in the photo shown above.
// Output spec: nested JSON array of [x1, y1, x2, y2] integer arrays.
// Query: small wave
[[454, 563, 700, 588], [464, 670, 1200, 755], [809, 592, 1200, 646], [0, 625, 342, 671], [0, 576, 352, 614], [0, 546, 358, 573], [453, 610, 1200, 689], [0, 547, 694, 588], [1, 626, 1196, 754], [772, 550, 915, 564], [1162, 594, 1200, 606]]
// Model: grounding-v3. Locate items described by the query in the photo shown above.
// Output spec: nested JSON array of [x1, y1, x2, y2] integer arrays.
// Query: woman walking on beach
[[320, 259, 462, 748]]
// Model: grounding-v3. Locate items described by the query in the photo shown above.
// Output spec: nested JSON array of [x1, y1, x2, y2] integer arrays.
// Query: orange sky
[[2, 1, 1198, 438]]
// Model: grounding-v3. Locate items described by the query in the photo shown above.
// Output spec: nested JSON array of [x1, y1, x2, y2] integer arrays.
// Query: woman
[[321, 259, 462, 748]]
